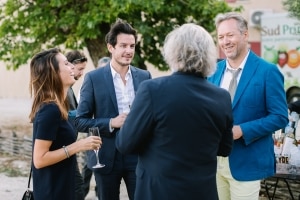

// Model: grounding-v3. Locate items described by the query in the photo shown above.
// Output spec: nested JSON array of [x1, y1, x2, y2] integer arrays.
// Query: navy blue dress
[[32, 103, 77, 200]]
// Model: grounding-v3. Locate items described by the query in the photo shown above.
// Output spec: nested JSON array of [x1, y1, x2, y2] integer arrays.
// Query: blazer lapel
[[233, 51, 259, 108], [103, 65, 119, 113], [213, 61, 226, 86], [130, 66, 139, 93]]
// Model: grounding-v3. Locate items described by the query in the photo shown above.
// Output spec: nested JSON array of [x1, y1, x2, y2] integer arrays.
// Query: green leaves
[[0, 0, 240, 70], [283, 0, 300, 20]]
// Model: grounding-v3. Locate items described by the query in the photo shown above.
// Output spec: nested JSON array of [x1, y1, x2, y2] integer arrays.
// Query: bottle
[[284, 122, 295, 138], [273, 130, 284, 163], [290, 111, 299, 130], [290, 111, 300, 143], [280, 112, 298, 163]]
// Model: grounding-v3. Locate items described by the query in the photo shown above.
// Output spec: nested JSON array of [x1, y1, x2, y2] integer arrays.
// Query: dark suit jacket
[[67, 87, 78, 133], [75, 64, 151, 174], [116, 72, 233, 200], [67, 87, 78, 110], [208, 51, 288, 181]]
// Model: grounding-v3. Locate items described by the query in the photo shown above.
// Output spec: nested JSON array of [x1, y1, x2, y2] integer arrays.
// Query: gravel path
[[0, 166, 128, 200], [0, 173, 29, 200]]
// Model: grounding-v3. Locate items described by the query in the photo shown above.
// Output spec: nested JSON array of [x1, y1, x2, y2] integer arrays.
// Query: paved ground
[[0, 173, 29, 200], [0, 98, 129, 200], [0, 171, 128, 200]]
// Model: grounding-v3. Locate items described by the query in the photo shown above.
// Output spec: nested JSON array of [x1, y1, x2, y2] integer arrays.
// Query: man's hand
[[111, 113, 128, 128], [232, 125, 243, 140]]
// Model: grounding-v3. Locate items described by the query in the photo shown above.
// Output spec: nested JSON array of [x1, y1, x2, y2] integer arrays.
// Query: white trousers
[[216, 156, 261, 200]]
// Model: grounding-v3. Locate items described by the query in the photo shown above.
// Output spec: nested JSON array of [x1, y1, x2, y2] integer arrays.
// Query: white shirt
[[220, 50, 250, 91], [110, 65, 135, 114]]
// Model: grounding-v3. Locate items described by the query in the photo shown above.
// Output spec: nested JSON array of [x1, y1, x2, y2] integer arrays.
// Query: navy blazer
[[208, 51, 288, 181], [75, 64, 151, 173], [116, 72, 233, 200]]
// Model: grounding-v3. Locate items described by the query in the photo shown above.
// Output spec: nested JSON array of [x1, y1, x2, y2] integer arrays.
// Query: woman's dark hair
[[29, 47, 68, 121]]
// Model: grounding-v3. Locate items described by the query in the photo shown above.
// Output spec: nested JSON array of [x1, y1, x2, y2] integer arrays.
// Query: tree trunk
[[85, 38, 109, 68]]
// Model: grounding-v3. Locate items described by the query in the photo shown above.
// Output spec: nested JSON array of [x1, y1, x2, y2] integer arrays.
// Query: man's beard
[[117, 60, 131, 67]]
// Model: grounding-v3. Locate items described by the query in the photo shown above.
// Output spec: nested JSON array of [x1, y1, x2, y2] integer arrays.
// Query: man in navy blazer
[[75, 19, 151, 200], [208, 12, 288, 200], [116, 23, 233, 200]]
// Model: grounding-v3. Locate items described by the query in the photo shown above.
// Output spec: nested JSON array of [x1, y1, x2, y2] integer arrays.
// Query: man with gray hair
[[116, 23, 233, 200], [208, 12, 288, 200]]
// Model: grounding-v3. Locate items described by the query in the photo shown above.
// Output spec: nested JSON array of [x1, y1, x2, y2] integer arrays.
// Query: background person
[[98, 56, 111, 68], [66, 50, 87, 109], [75, 19, 151, 200], [65, 50, 88, 200], [65, 50, 88, 128], [208, 12, 288, 200], [81, 56, 111, 198], [116, 23, 233, 200], [29, 48, 102, 200]]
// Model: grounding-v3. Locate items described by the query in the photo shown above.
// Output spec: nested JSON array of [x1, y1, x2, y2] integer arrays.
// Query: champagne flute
[[88, 127, 105, 168]]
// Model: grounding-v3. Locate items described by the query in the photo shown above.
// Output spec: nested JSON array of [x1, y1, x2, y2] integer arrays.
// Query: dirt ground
[[0, 98, 128, 200]]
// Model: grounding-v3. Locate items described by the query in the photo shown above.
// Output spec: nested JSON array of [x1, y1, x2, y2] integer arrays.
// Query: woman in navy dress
[[29, 48, 102, 200]]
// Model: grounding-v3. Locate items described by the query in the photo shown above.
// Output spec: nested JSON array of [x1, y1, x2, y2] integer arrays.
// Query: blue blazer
[[208, 51, 288, 181], [75, 64, 151, 174], [116, 72, 233, 200]]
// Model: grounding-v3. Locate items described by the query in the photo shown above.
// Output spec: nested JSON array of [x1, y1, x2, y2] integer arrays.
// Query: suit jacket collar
[[102, 65, 117, 112], [103, 64, 139, 113], [67, 87, 78, 110], [130, 66, 139, 92], [217, 51, 259, 108], [232, 51, 259, 107]]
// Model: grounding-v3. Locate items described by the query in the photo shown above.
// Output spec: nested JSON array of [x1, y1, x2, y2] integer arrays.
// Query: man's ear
[[107, 43, 113, 53]]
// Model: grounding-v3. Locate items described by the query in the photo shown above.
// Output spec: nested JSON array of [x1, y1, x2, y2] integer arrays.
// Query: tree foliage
[[0, 0, 241, 71], [283, 0, 300, 20]]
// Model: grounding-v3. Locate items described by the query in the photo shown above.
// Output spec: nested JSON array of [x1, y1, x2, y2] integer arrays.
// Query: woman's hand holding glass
[[88, 127, 105, 168]]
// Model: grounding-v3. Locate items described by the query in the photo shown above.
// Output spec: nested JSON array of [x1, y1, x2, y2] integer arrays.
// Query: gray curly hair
[[162, 23, 217, 77]]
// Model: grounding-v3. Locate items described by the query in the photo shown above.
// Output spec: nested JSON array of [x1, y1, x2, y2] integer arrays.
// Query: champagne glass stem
[[95, 150, 100, 165], [89, 127, 105, 168]]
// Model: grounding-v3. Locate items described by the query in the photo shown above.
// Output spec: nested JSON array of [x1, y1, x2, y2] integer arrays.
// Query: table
[[264, 163, 300, 200]]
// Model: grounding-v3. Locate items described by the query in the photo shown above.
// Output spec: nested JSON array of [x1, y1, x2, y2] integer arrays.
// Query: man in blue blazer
[[208, 12, 288, 200], [75, 19, 151, 200], [116, 23, 233, 200]]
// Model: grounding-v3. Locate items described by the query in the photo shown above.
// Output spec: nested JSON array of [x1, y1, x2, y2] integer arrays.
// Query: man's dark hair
[[105, 19, 137, 47], [65, 50, 87, 64]]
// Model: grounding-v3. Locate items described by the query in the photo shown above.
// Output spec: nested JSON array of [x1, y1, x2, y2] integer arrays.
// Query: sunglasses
[[71, 57, 87, 64]]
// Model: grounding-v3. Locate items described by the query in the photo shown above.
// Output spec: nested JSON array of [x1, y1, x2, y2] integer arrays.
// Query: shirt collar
[[226, 49, 250, 71], [110, 64, 132, 79]]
